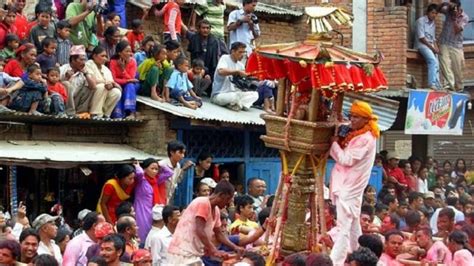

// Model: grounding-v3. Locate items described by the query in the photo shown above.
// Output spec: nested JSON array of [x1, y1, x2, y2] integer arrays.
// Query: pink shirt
[[425, 241, 452, 264], [450, 250, 474, 266], [379, 253, 403, 266], [168, 197, 221, 257], [62, 232, 96, 266], [329, 131, 376, 215]]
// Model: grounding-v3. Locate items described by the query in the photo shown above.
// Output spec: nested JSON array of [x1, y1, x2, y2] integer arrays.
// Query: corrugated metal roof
[[343, 92, 400, 131], [0, 140, 161, 166], [0, 112, 143, 125], [137, 96, 265, 125]]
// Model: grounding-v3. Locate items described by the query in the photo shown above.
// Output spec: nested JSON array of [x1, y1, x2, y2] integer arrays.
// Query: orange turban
[[350, 100, 380, 138]]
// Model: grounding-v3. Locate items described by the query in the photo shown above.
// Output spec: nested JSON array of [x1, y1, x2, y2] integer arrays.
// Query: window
[[462, 0, 474, 42]]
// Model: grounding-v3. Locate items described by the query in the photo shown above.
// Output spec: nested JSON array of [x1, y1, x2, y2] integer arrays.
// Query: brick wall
[[128, 104, 176, 157]]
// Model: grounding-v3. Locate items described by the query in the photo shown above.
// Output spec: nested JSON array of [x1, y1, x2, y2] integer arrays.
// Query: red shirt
[[126, 31, 144, 53], [14, 13, 29, 40], [48, 82, 68, 102], [163, 2, 182, 40], [109, 58, 137, 86], [0, 22, 17, 49], [102, 179, 135, 224], [4, 59, 24, 78], [385, 165, 408, 186], [405, 174, 417, 191]]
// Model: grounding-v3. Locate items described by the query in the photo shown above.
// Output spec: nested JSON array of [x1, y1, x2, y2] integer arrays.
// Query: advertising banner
[[405, 90, 469, 135]]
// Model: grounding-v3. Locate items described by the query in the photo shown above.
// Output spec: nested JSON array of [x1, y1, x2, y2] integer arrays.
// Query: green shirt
[[195, 2, 226, 40], [65, 3, 98, 48], [0, 47, 15, 61]]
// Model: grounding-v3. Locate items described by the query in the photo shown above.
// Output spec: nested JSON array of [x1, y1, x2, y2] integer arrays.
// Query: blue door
[[245, 161, 281, 195]]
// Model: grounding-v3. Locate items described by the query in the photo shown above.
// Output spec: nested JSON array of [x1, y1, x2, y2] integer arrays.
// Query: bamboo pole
[[308, 89, 321, 122], [276, 78, 286, 116], [264, 151, 286, 245]]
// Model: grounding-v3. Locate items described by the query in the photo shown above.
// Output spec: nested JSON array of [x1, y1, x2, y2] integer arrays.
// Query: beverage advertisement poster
[[405, 90, 469, 135]]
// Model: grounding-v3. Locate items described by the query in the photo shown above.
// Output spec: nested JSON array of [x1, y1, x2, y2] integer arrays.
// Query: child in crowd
[[0, 5, 18, 49], [188, 58, 211, 97], [56, 20, 72, 66], [45, 67, 67, 115], [160, 40, 181, 101], [9, 64, 47, 115], [36, 37, 58, 74], [104, 12, 129, 37], [155, 0, 185, 43], [0, 34, 20, 62], [0, 56, 24, 111], [137, 44, 167, 102], [29, 6, 55, 53], [126, 19, 145, 53], [167, 56, 202, 109], [134, 36, 155, 67], [254, 80, 276, 114], [229, 195, 259, 235]]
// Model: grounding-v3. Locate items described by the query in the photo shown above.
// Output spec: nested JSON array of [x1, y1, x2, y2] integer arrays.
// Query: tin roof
[[0, 140, 161, 167], [0, 112, 143, 125], [137, 96, 266, 125]]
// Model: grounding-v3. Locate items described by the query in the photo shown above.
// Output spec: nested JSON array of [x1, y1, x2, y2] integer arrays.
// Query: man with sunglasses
[[328, 100, 380, 266]]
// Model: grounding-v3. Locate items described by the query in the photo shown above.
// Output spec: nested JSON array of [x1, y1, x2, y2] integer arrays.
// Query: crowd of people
[[0, 0, 277, 119]]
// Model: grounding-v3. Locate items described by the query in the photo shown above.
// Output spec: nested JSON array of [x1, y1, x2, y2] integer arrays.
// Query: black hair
[[142, 158, 158, 169], [361, 204, 375, 216], [416, 225, 433, 238], [88, 256, 107, 266], [384, 229, 404, 242], [214, 180, 235, 196], [389, 214, 401, 229], [348, 247, 379, 266], [142, 36, 155, 47], [192, 58, 205, 69], [282, 252, 307, 266], [306, 253, 333, 266], [116, 164, 135, 180], [5, 34, 19, 45], [91, 45, 106, 57], [408, 192, 423, 204], [115, 201, 133, 218], [116, 215, 135, 234], [246, 177, 262, 188], [375, 203, 388, 213], [162, 205, 180, 225], [150, 44, 166, 59], [439, 207, 455, 220], [101, 234, 126, 257], [3, 4, 17, 15], [266, 195, 275, 208], [174, 56, 188, 67], [382, 194, 397, 206], [448, 230, 474, 254], [450, 0, 461, 8], [19, 228, 40, 243], [54, 227, 71, 244], [235, 195, 254, 214], [165, 40, 180, 51], [243, 251, 265, 266], [41, 36, 56, 49], [32, 254, 58, 266], [0, 239, 21, 259], [46, 67, 60, 75], [398, 199, 408, 207], [446, 196, 459, 207], [27, 64, 41, 74], [358, 234, 383, 258], [35, 3, 52, 16], [104, 26, 120, 40], [258, 207, 271, 226], [106, 12, 119, 21], [427, 4, 438, 13], [405, 210, 421, 228], [167, 140, 186, 157], [56, 20, 71, 30], [230, 41, 246, 51], [243, 0, 258, 5], [131, 19, 143, 29], [83, 211, 99, 231], [197, 19, 211, 28]]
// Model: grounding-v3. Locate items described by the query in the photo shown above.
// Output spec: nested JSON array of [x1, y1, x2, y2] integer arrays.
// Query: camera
[[250, 14, 259, 24], [93, 2, 108, 15]]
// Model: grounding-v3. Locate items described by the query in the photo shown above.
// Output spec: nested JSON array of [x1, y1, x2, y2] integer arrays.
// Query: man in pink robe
[[329, 100, 380, 265]]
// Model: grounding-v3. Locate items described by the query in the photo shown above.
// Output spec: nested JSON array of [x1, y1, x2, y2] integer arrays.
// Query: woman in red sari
[[4, 43, 37, 79], [97, 164, 135, 224]]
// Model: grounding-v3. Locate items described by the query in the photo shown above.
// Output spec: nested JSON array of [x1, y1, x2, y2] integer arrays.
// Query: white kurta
[[329, 131, 376, 266]]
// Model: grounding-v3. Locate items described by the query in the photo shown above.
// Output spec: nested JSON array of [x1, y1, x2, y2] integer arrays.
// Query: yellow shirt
[[229, 218, 259, 236]]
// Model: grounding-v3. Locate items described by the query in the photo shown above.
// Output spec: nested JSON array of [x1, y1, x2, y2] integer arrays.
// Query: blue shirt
[[415, 16, 436, 49], [0, 72, 20, 87], [166, 69, 193, 93], [134, 51, 147, 67]]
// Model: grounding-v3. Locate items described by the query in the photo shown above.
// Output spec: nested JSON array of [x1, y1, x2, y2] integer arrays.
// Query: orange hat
[[94, 222, 114, 239], [132, 249, 152, 263], [350, 100, 380, 138]]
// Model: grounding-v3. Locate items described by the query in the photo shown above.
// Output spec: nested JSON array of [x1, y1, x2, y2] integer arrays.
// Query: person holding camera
[[438, 0, 469, 92], [227, 0, 260, 64]]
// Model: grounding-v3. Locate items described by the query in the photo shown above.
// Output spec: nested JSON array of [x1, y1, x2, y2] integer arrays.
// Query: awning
[[343, 92, 400, 131], [0, 141, 162, 168], [137, 96, 265, 125]]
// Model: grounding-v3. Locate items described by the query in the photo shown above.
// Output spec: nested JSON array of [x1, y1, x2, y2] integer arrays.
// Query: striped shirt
[[195, 1, 226, 40], [56, 37, 71, 66]]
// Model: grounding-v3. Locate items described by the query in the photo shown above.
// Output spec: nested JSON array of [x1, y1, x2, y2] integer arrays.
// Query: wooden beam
[[276, 78, 287, 116], [308, 89, 321, 122]]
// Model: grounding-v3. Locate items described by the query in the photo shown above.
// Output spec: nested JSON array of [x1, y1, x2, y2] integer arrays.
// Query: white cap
[[152, 205, 164, 221], [201, 177, 217, 189], [77, 209, 92, 221]]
